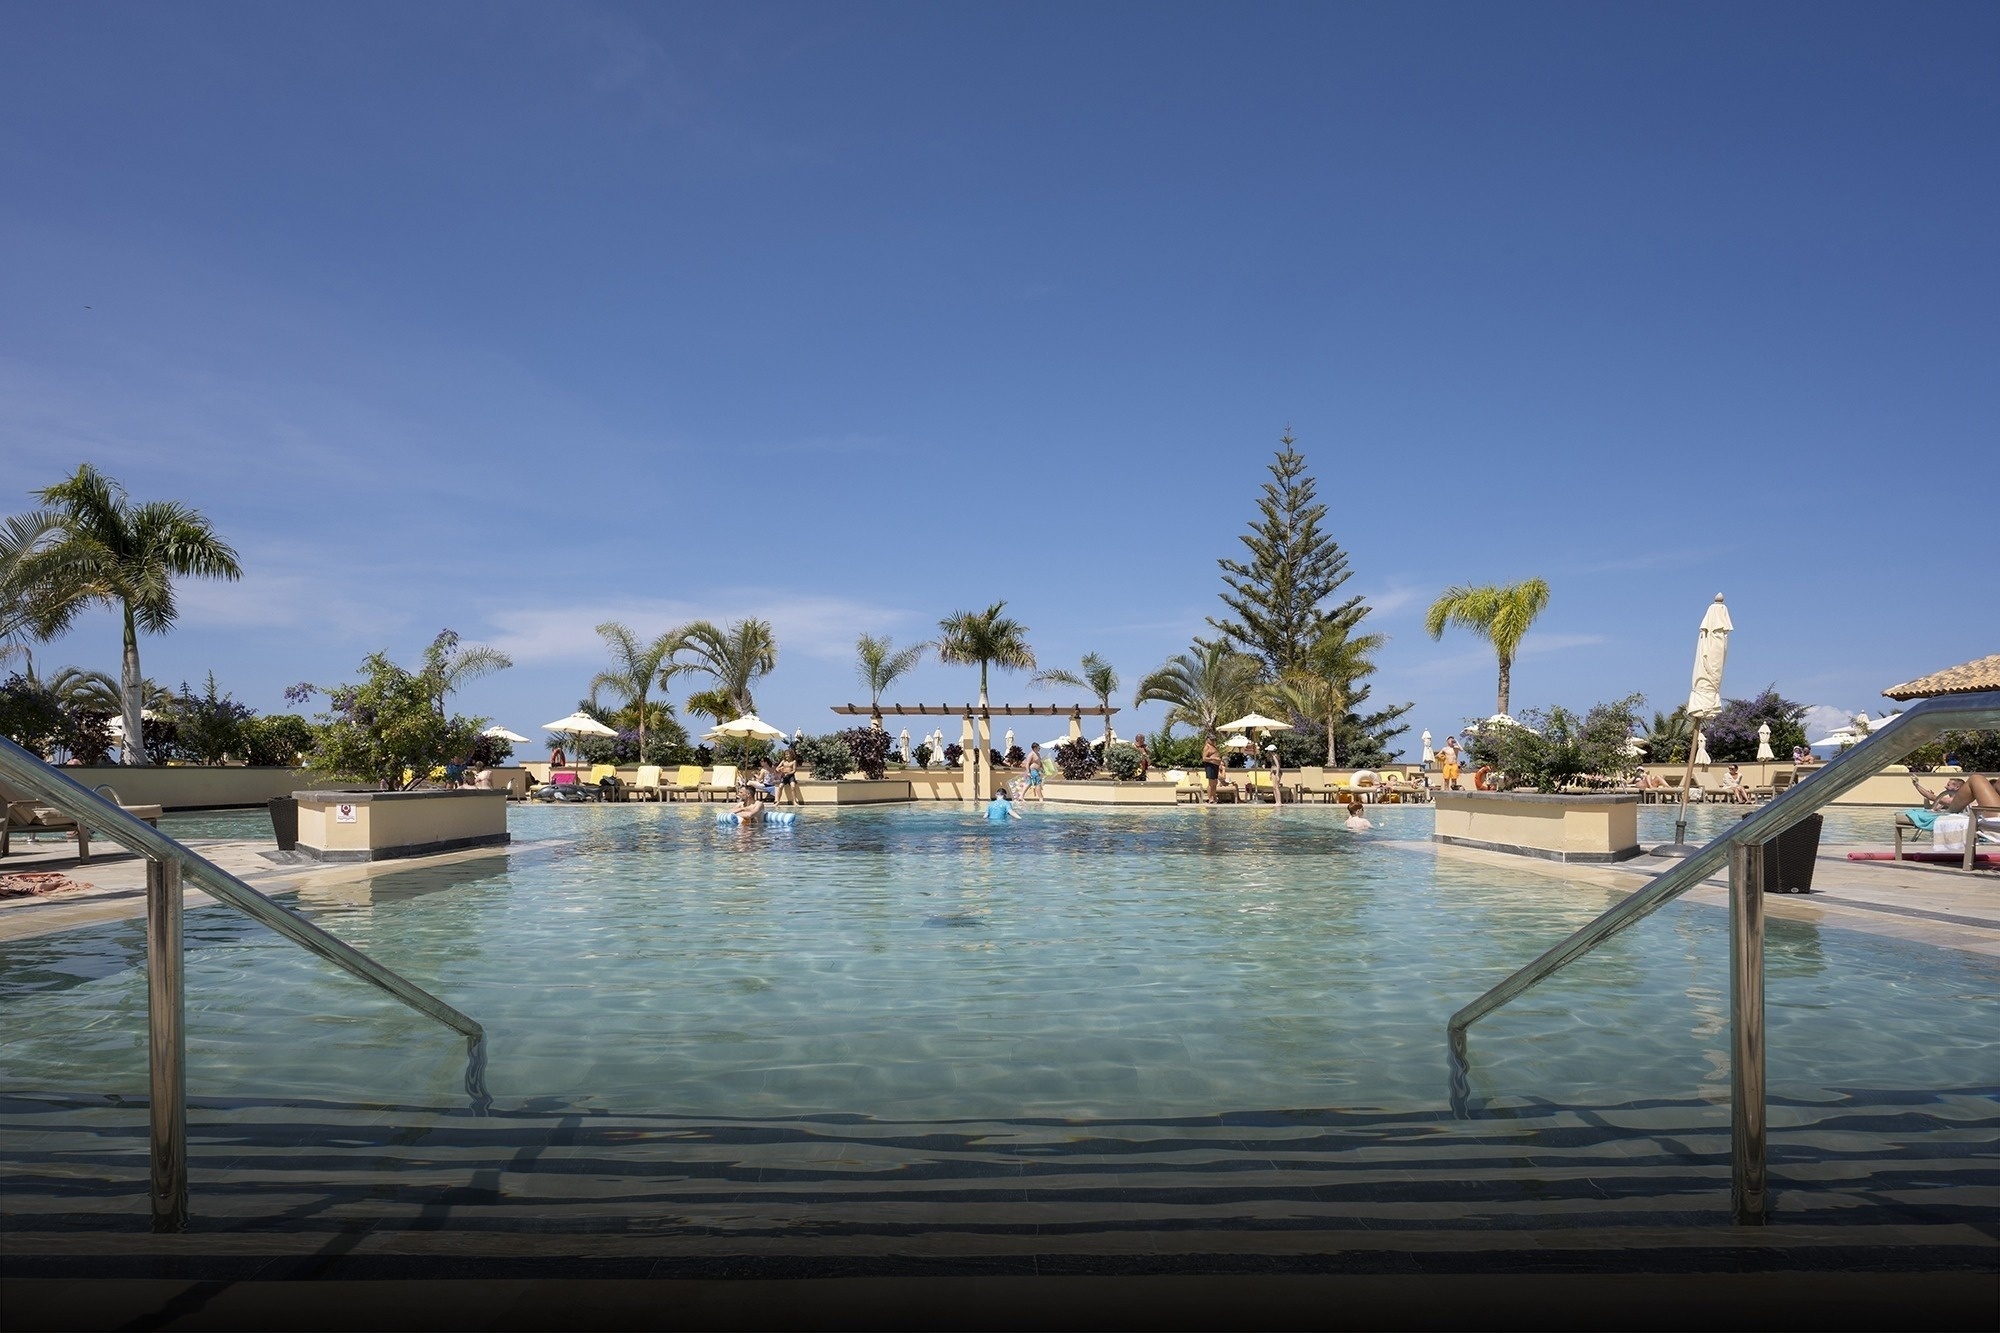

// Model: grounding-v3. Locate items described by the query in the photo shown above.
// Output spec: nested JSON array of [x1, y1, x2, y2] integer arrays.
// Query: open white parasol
[[1219, 713, 1291, 732], [711, 714, 788, 739], [542, 712, 616, 738], [482, 726, 531, 745]]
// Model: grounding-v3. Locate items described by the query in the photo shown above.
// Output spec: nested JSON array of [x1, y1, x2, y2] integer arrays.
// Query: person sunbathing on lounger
[[1912, 774, 2000, 812]]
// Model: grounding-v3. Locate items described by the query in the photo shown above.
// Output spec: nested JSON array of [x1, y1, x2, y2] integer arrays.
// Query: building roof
[[1881, 654, 2000, 701]]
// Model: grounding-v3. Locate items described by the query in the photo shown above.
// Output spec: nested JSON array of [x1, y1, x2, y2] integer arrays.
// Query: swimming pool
[[4, 802, 1993, 1123]]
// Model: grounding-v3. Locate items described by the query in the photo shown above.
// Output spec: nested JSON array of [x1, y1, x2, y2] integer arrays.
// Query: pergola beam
[[830, 704, 1118, 717]]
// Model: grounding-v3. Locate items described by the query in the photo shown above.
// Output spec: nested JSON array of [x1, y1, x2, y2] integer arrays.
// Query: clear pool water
[[3, 803, 1993, 1124]]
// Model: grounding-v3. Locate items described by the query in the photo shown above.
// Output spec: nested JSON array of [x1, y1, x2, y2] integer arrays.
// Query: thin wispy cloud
[[482, 592, 913, 665]]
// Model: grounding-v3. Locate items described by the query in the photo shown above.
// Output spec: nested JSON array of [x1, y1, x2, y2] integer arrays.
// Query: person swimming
[[1344, 799, 1372, 832], [986, 788, 1021, 822]]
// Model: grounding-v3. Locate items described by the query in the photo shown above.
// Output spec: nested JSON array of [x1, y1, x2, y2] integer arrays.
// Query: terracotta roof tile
[[1881, 654, 2000, 701]]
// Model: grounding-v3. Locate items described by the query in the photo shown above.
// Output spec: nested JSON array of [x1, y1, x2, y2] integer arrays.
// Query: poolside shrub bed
[[796, 733, 855, 781], [839, 727, 892, 780], [1054, 737, 1097, 780], [1103, 742, 1145, 780]]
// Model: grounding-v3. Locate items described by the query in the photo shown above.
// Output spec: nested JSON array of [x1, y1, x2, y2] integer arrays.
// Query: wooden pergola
[[831, 703, 1121, 800], [830, 704, 1118, 717]]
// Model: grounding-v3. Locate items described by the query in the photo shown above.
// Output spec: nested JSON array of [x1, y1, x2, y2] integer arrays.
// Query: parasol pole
[[1673, 726, 1699, 847]]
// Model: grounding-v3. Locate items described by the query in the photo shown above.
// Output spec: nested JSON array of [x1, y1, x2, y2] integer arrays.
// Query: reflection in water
[[0, 802, 1993, 1127]]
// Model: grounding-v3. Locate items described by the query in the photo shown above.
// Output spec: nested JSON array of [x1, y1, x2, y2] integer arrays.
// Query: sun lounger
[[1895, 805, 1998, 871], [628, 765, 663, 800], [2, 779, 163, 864], [699, 764, 738, 802], [667, 765, 704, 801]]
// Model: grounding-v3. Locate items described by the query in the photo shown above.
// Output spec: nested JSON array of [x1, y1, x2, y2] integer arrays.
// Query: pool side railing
[[1445, 689, 2000, 1226], [0, 735, 486, 1233]]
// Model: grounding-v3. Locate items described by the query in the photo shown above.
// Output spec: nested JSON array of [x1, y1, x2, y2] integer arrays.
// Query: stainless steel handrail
[[1444, 689, 2000, 1224], [3, 735, 490, 1230], [1446, 690, 1999, 1045], [1, 735, 484, 1041]]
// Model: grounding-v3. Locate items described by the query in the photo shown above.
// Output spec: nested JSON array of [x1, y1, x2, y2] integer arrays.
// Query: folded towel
[[1902, 808, 1938, 831]]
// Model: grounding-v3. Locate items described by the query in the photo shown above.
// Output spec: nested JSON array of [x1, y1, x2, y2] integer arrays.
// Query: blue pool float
[[715, 810, 798, 826]]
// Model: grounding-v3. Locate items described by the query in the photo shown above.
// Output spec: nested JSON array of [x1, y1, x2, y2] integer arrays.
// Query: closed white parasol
[[1687, 594, 1733, 719], [1421, 730, 1434, 763], [1756, 722, 1773, 762]]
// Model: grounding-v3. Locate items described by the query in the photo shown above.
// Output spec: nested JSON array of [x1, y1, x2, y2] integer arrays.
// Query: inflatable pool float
[[715, 810, 799, 826]]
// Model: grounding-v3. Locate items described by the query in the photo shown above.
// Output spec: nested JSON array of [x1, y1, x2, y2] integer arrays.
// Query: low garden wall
[[293, 789, 510, 862], [1433, 792, 1642, 863], [1040, 780, 1181, 806], [60, 765, 327, 811], [796, 780, 913, 805]]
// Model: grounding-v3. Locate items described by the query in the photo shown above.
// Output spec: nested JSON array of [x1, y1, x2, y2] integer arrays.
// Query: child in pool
[[1344, 799, 1372, 832]]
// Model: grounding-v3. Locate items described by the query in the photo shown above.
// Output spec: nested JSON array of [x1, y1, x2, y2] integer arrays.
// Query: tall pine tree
[[1209, 433, 1364, 675], [1209, 433, 1414, 761]]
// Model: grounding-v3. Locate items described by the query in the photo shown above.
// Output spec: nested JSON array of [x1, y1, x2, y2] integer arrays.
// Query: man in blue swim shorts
[[1025, 743, 1045, 802]]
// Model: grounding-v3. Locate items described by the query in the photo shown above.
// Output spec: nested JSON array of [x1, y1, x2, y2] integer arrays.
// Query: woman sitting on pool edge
[[730, 782, 767, 823], [986, 788, 1022, 821]]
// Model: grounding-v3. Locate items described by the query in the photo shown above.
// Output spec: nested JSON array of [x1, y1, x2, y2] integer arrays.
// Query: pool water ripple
[[1, 804, 1994, 1132]]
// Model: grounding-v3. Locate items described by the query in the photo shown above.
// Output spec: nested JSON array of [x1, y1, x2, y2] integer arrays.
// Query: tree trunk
[[1327, 718, 1337, 768], [1496, 656, 1512, 718], [636, 690, 646, 759], [121, 602, 150, 766]]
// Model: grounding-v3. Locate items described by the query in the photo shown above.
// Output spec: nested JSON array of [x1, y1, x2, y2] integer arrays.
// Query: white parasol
[[542, 712, 616, 738], [899, 728, 911, 758], [1219, 713, 1291, 732], [482, 726, 531, 744], [1004, 728, 1014, 754], [1693, 729, 1712, 766], [1421, 730, 1434, 763], [1224, 734, 1253, 749], [1755, 722, 1773, 762], [711, 714, 788, 739], [1687, 594, 1733, 719]]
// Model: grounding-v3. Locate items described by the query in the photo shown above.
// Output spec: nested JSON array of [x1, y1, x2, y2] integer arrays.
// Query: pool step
[[2, 1090, 1995, 1276]]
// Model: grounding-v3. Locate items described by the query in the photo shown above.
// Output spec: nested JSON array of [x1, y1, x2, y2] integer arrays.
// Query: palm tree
[[855, 633, 927, 722], [1266, 627, 1385, 765], [426, 632, 512, 715], [23, 465, 242, 763], [1033, 652, 1119, 740], [675, 618, 778, 718], [936, 602, 1036, 706], [0, 509, 64, 679], [1424, 577, 1551, 718], [45, 666, 133, 717], [1133, 640, 1262, 740], [589, 622, 682, 756]]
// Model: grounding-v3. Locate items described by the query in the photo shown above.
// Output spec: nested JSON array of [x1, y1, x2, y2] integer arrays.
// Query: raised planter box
[[1041, 780, 1181, 806], [1433, 791, 1642, 863], [293, 789, 510, 862], [795, 780, 914, 806]]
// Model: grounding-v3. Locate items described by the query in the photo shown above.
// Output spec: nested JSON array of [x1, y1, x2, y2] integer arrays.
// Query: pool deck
[[0, 838, 521, 944], [1414, 839, 2000, 960]]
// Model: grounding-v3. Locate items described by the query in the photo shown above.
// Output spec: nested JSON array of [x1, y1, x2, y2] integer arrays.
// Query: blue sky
[[3, 1, 1994, 752]]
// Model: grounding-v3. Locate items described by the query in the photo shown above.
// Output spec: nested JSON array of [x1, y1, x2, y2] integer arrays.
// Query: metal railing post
[[1729, 840, 1768, 1224], [146, 855, 188, 1234]]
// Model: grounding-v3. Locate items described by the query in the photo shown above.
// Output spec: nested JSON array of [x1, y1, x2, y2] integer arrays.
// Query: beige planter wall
[[795, 780, 913, 805], [1434, 792, 1642, 863], [293, 790, 509, 861], [63, 766, 329, 811], [1040, 781, 1181, 806]]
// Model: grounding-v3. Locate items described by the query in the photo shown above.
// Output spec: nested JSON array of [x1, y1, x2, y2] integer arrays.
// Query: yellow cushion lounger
[[671, 765, 705, 801]]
